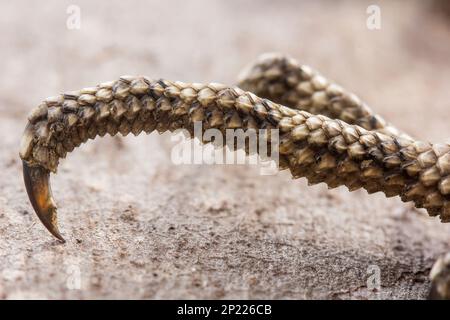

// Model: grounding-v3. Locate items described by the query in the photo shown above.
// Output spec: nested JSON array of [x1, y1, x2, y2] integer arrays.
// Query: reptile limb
[[19, 53, 450, 298]]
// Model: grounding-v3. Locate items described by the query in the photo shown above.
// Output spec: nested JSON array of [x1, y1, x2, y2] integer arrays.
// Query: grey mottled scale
[[20, 75, 450, 221]]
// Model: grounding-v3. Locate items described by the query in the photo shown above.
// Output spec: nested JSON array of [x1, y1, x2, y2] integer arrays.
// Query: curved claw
[[22, 161, 65, 242]]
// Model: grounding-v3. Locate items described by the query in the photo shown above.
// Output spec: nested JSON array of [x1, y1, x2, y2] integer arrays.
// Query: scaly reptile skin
[[238, 54, 411, 139], [19, 54, 450, 298]]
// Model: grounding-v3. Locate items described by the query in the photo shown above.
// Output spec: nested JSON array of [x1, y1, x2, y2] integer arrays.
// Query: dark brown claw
[[22, 160, 65, 242]]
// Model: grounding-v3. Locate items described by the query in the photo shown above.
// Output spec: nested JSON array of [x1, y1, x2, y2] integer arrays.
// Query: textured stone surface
[[1, 0, 450, 299]]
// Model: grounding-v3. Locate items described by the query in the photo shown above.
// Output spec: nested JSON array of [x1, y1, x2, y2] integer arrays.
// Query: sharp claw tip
[[22, 160, 66, 243], [48, 225, 66, 243]]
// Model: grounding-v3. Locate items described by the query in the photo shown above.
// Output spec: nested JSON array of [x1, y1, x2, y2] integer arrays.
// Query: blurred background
[[0, 0, 449, 299]]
